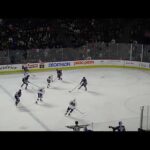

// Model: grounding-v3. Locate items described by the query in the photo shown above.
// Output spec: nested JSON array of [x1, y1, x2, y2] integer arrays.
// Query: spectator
[[66, 121, 89, 131], [109, 121, 126, 132]]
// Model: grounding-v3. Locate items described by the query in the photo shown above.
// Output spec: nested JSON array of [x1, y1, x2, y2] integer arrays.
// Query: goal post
[[140, 106, 144, 129], [139, 105, 150, 131]]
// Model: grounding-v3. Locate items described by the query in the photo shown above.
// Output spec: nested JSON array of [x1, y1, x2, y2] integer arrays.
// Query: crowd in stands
[[0, 18, 150, 51]]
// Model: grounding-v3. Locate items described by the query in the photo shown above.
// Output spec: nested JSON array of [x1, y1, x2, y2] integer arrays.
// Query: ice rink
[[0, 67, 150, 131]]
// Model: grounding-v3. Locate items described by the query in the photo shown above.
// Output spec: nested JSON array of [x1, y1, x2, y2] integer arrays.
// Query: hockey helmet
[[75, 121, 78, 125], [83, 77, 85, 79]]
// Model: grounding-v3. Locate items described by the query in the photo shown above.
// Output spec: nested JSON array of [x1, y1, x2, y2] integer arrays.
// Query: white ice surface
[[0, 68, 150, 131]]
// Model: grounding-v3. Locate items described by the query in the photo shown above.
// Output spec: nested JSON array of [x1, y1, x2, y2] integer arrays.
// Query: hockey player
[[24, 71, 29, 78], [36, 88, 45, 104], [66, 121, 81, 131], [65, 99, 76, 116], [22, 65, 29, 74], [78, 77, 87, 91], [47, 75, 53, 88], [21, 75, 30, 90], [14, 89, 22, 106], [66, 121, 89, 131], [56, 69, 62, 80], [50, 74, 54, 82], [109, 121, 126, 132]]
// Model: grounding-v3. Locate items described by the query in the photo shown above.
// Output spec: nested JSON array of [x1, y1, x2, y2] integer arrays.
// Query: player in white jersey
[[47, 75, 53, 88], [65, 99, 77, 116], [24, 72, 29, 77], [36, 88, 45, 104]]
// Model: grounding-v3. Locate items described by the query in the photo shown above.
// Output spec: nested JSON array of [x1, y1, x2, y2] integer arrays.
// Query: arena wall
[[0, 60, 150, 75]]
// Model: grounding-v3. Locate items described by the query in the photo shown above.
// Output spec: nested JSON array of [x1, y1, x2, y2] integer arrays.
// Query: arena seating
[[1, 19, 150, 51]]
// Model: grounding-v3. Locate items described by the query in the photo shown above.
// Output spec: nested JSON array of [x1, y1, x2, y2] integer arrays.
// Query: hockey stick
[[29, 82, 41, 88], [69, 84, 80, 93], [75, 108, 84, 114], [30, 74, 36, 77], [53, 77, 57, 82]]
